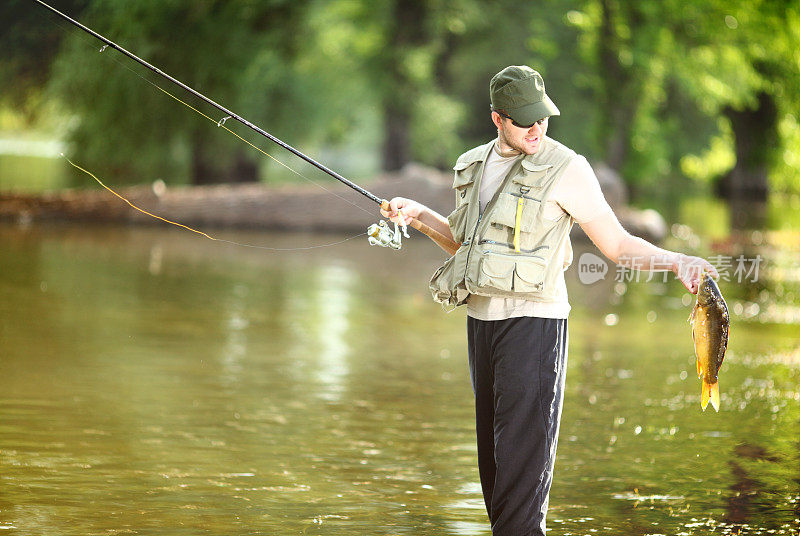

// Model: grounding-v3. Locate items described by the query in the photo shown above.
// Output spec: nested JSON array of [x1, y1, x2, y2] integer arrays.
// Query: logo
[[578, 252, 608, 284]]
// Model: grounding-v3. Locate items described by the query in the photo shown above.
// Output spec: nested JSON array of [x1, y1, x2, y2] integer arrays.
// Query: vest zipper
[[463, 212, 482, 285], [478, 239, 548, 256], [462, 154, 525, 288], [509, 192, 541, 202], [481, 250, 545, 260]]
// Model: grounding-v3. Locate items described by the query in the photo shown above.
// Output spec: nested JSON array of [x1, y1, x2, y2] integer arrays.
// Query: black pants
[[467, 316, 569, 536]]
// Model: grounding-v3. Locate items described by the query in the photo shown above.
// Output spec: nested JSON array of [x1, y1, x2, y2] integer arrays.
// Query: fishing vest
[[429, 137, 577, 308]]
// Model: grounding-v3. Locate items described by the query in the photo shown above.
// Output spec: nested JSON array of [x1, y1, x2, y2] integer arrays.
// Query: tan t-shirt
[[466, 139, 613, 320]]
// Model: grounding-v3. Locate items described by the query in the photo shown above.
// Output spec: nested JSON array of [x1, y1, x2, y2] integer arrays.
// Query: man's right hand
[[379, 197, 457, 254], [380, 197, 425, 226]]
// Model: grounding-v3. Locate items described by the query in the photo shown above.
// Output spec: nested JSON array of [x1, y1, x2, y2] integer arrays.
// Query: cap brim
[[507, 96, 560, 125]]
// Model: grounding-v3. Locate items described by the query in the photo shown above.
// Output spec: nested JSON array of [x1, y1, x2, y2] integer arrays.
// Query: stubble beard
[[498, 126, 532, 156]]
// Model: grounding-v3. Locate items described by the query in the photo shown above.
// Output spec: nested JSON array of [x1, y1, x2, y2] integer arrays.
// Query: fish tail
[[709, 381, 720, 412], [701, 379, 720, 412]]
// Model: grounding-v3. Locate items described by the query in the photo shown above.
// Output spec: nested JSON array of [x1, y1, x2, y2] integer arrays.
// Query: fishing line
[[37, 1, 464, 256], [41, 10, 376, 250], [35, 0, 386, 205], [101, 50, 377, 219], [47, 11, 378, 218], [63, 155, 367, 251]]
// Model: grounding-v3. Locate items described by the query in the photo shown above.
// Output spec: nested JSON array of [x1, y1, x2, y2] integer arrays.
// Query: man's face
[[493, 112, 549, 155]]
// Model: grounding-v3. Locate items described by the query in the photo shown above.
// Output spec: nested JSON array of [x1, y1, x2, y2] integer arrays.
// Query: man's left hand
[[673, 255, 719, 294]]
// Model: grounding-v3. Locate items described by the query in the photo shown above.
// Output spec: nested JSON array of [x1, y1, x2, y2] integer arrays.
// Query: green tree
[[1, 0, 89, 122], [564, 0, 800, 198], [670, 0, 800, 200], [47, 0, 309, 185], [313, 0, 472, 172], [11, 0, 800, 198]]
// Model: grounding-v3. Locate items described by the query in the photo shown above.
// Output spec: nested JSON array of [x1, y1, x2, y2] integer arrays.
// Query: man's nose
[[528, 122, 542, 135]]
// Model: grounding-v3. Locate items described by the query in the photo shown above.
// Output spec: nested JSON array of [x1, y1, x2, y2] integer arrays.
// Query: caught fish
[[689, 273, 730, 412]]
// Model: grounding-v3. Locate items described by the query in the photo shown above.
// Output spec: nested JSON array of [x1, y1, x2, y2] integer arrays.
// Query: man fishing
[[380, 65, 719, 535]]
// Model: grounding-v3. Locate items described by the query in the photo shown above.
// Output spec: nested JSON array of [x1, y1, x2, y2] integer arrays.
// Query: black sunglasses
[[494, 110, 547, 129]]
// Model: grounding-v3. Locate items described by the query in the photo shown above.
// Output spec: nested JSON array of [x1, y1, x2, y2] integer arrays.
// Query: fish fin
[[688, 307, 695, 324], [701, 380, 719, 412], [696, 359, 703, 378], [701, 381, 710, 411]]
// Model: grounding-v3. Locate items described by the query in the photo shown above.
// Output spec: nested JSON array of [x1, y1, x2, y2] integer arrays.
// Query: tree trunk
[[718, 91, 777, 202], [190, 143, 260, 184], [191, 136, 224, 185], [232, 149, 259, 183], [598, 0, 626, 170], [597, 0, 641, 172], [382, 100, 412, 172], [380, 0, 428, 172]]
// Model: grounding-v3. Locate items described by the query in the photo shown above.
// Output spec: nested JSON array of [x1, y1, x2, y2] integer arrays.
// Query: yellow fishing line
[[63, 155, 368, 251], [147, 82, 374, 217], [61, 79, 374, 250], [42, 7, 373, 252], [151, 84, 295, 174], [92, 44, 375, 217], [64, 156, 217, 240], [61, 55, 373, 250]]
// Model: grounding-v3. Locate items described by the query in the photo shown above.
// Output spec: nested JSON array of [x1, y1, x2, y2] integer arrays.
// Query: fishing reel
[[367, 217, 409, 250]]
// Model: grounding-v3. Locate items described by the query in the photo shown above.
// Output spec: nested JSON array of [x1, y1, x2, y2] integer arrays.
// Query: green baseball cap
[[490, 65, 559, 125]]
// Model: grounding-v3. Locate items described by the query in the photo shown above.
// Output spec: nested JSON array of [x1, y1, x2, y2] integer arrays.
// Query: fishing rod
[[34, 0, 460, 255]]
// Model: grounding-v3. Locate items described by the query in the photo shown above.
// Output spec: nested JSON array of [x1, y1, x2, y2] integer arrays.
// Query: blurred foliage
[[4, 0, 800, 193], [0, 0, 88, 122], [45, 0, 315, 185]]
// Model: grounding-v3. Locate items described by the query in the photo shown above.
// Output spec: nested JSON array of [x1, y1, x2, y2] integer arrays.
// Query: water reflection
[[311, 264, 354, 402], [0, 222, 798, 535], [221, 283, 249, 384]]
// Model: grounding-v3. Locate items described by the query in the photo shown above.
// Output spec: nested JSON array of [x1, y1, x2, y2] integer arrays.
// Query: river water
[[1, 220, 798, 535]]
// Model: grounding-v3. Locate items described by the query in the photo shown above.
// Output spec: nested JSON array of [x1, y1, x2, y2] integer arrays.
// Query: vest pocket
[[452, 162, 477, 204], [430, 255, 458, 305], [453, 161, 478, 189], [477, 254, 546, 293], [514, 257, 546, 292], [518, 160, 553, 182], [477, 254, 515, 291], [490, 193, 536, 232], [429, 245, 470, 308], [446, 204, 470, 244], [449, 161, 478, 244]]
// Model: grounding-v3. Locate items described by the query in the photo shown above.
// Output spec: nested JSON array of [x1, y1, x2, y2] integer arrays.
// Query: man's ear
[[491, 111, 503, 129]]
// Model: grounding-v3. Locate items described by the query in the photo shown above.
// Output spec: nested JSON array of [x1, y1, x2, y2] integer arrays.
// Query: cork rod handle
[[380, 200, 461, 256], [407, 218, 461, 256]]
